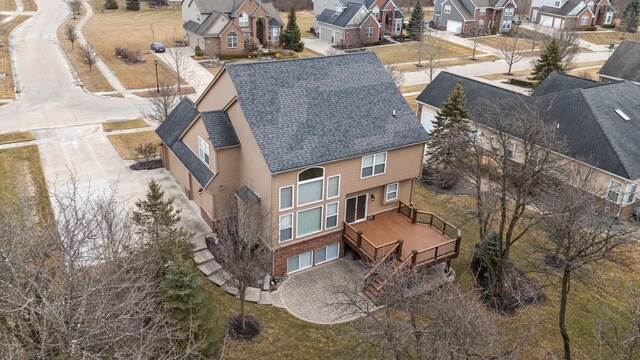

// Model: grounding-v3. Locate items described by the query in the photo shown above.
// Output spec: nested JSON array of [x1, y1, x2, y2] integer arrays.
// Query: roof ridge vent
[[615, 109, 631, 121]]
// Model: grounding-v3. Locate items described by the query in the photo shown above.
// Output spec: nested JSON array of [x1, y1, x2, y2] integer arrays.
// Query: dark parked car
[[150, 42, 165, 53]]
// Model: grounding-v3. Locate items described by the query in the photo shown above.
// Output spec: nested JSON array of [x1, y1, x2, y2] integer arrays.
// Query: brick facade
[[272, 230, 344, 277]]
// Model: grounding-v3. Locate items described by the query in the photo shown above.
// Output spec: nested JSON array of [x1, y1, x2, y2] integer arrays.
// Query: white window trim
[[279, 213, 294, 243], [296, 205, 324, 239], [196, 11, 201, 22], [279, 185, 294, 211], [325, 201, 339, 230], [360, 151, 387, 179], [366, 25, 374, 38], [479, 7, 486, 15], [386, 182, 399, 202], [287, 251, 313, 274], [297, 167, 325, 207], [506, 140, 516, 159], [327, 175, 341, 199], [625, 184, 637, 204], [580, 16, 589, 25], [197, 136, 210, 166], [315, 243, 340, 265], [607, 180, 622, 203], [444, 5, 451, 14], [239, 12, 249, 27], [227, 32, 238, 48]]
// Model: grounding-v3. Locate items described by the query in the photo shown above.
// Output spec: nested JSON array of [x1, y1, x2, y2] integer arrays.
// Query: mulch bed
[[227, 315, 261, 341], [129, 159, 162, 171]]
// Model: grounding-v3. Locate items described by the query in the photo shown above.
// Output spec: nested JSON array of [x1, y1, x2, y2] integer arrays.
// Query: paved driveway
[[272, 258, 372, 324], [153, 48, 214, 98], [302, 37, 340, 55]]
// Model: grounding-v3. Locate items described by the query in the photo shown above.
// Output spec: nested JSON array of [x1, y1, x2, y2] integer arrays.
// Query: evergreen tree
[[126, 0, 140, 11], [132, 180, 193, 275], [162, 257, 217, 357], [530, 37, 564, 85], [621, 0, 640, 37], [104, 0, 118, 9], [281, 9, 304, 52], [408, 0, 424, 41], [424, 81, 471, 188]]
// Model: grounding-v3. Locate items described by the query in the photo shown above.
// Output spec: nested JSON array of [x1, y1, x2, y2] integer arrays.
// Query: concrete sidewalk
[[153, 48, 214, 98]]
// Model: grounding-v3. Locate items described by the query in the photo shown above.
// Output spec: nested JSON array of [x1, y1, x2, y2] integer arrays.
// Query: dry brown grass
[[577, 30, 640, 45], [0, 0, 14, 11], [107, 130, 160, 160], [279, 10, 316, 38], [83, 0, 183, 90], [404, 94, 418, 113], [102, 119, 149, 132], [296, 47, 323, 58], [480, 68, 532, 80], [0, 16, 29, 99], [0, 131, 35, 144], [477, 35, 542, 52], [57, 16, 114, 92], [400, 83, 427, 93], [567, 67, 601, 80], [21, 0, 36, 11], [372, 38, 479, 64], [133, 86, 195, 97], [395, 54, 501, 72], [566, 60, 606, 70]]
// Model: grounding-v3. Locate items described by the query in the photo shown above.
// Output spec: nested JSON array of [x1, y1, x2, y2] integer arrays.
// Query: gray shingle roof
[[183, 13, 221, 36], [599, 41, 640, 83], [317, 4, 366, 28], [225, 53, 429, 174], [417, 72, 640, 180], [201, 111, 240, 148], [235, 185, 260, 204], [261, 3, 283, 26], [538, 0, 582, 16], [186, 0, 281, 36], [532, 71, 598, 96], [156, 97, 215, 187], [338, 0, 376, 9]]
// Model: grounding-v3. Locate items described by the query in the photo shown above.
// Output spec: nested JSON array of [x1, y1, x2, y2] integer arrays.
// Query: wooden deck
[[350, 212, 453, 262]]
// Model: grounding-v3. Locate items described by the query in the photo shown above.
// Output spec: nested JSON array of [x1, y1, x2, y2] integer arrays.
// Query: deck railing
[[343, 222, 398, 261], [398, 201, 462, 241]]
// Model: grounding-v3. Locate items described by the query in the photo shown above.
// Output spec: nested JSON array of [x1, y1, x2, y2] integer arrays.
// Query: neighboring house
[[598, 40, 640, 84], [530, 0, 612, 29], [416, 71, 640, 218], [156, 53, 462, 284], [432, 0, 517, 35], [313, 0, 404, 47], [181, 0, 283, 56]]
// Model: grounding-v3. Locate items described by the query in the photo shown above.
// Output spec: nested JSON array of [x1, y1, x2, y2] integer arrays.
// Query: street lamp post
[[154, 59, 159, 93]]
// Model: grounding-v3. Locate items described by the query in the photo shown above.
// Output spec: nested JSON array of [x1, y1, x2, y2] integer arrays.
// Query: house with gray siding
[[432, 0, 516, 34]]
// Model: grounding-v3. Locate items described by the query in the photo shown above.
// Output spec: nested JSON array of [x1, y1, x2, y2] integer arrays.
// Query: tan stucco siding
[[182, 117, 217, 172], [208, 147, 242, 218], [196, 70, 238, 111]]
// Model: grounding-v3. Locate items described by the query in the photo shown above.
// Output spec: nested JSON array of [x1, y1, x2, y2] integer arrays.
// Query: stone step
[[193, 249, 214, 265], [262, 274, 271, 291], [207, 269, 231, 286], [258, 290, 272, 305], [221, 283, 239, 296], [198, 259, 221, 276], [191, 234, 208, 252], [238, 287, 261, 303]]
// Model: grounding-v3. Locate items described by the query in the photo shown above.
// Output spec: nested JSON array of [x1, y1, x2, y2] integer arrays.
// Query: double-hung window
[[280, 186, 293, 211], [227, 31, 238, 48], [327, 175, 340, 199], [625, 184, 637, 203], [366, 25, 374, 38], [271, 27, 280, 42], [279, 214, 293, 242], [361, 152, 386, 178], [198, 136, 210, 166], [297, 206, 323, 238], [444, 5, 451, 14], [607, 180, 622, 203], [386, 183, 399, 202], [581, 16, 589, 25], [298, 168, 324, 206], [506, 140, 516, 159], [325, 202, 339, 229]]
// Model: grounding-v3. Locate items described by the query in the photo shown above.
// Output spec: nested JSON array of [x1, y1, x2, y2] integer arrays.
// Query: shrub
[[104, 0, 118, 9], [602, 23, 616, 28], [509, 77, 535, 88], [583, 25, 597, 31], [194, 45, 204, 57], [126, 0, 140, 10], [275, 52, 299, 60], [491, 24, 498, 35], [124, 49, 142, 63], [115, 47, 124, 57], [244, 39, 259, 53]]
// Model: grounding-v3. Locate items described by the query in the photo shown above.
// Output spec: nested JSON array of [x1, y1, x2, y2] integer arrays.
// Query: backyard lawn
[[0, 16, 29, 99], [577, 30, 640, 45], [107, 130, 160, 160], [83, 0, 183, 90], [372, 38, 479, 64], [279, 10, 316, 38], [477, 35, 542, 52]]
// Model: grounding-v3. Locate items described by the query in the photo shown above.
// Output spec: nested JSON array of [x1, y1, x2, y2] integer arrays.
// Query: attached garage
[[420, 108, 436, 133], [539, 14, 554, 26], [446, 20, 463, 33], [319, 27, 333, 43]]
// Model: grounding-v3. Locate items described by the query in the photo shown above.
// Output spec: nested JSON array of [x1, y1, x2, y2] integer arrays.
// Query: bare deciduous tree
[[594, 288, 640, 360], [79, 42, 98, 72], [64, 24, 78, 49], [384, 63, 405, 87], [165, 45, 194, 98], [550, 28, 581, 69], [471, 27, 484, 60], [419, 28, 445, 82], [132, 141, 159, 164], [530, 22, 544, 52], [499, 34, 524, 74], [69, 0, 83, 19], [144, 83, 179, 123]]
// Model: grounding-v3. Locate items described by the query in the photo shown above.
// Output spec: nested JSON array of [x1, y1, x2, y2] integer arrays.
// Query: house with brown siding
[[182, 0, 283, 56], [416, 72, 640, 218], [157, 53, 462, 286]]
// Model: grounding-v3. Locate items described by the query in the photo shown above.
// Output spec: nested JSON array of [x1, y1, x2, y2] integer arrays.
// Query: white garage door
[[539, 15, 554, 27], [319, 27, 333, 43], [334, 31, 342, 45], [446, 20, 463, 33], [420, 108, 436, 133]]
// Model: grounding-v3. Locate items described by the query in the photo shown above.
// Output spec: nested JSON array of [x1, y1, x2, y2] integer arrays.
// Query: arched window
[[239, 12, 249, 27], [227, 31, 238, 48], [297, 167, 324, 206], [372, 6, 380, 20]]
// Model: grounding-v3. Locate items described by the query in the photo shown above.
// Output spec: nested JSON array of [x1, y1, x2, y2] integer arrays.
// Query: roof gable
[[201, 111, 241, 148], [599, 41, 640, 83], [531, 71, 598, 96]]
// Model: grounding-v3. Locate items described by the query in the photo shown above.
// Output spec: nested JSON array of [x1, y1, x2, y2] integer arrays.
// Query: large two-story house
[[156, 54, 462, 292], [432, 0, 517, 34], [416, 72, 640, 218], [181, 0, 283, 56], [313, 0, 404, 47], [530, 0, 613, 29]]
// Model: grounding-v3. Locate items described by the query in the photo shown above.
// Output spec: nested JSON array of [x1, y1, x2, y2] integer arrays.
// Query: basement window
[[615, 109, 631, 121]]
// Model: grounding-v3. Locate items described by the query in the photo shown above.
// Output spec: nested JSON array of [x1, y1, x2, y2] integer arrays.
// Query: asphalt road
[[0, 0, 146, 133]]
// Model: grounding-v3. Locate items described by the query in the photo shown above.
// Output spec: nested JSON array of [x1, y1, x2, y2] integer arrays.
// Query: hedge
[[602, 24, 616, 29], [509, 78, 535, 88]]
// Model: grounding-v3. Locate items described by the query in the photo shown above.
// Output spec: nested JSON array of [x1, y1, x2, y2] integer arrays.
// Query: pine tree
[[132, 180, 193, 275], [425, 81, 471, 189], [408, 0, 424, 41], [530, 37, 564, 85], [162, 257, 217, 357], [126, 0, 140, 11], [281, 8, 304, 52], [104, 0, 118, 9], [621, 0, 640, 37]]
